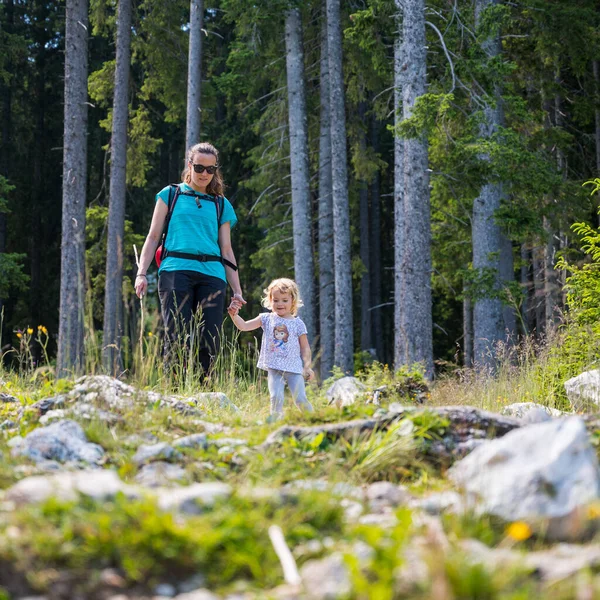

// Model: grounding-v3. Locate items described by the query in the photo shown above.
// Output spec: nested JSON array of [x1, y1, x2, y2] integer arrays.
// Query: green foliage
[[347, 508, 413, 599], [0, 491, 346, 592]]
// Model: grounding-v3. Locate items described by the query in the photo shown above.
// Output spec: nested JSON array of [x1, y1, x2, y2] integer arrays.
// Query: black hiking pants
[[158, 270, 227, 376]]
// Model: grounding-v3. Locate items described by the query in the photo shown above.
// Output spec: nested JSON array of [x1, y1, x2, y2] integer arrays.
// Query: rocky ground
[[0, 373, 599, 599]]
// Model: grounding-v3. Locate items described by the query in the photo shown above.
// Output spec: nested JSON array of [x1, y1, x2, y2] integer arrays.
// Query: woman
[[135, 142, 245, 376]]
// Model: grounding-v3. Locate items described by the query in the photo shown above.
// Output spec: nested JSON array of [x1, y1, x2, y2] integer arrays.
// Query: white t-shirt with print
[[257, 313, 307, 374]]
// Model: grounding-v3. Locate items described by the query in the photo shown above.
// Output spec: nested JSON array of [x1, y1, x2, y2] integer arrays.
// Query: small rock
[[158, 482, 232, 514], [178, 573, 207, 594], [135, 462, 186, 487], [132, 442, 183, 466], [39, 409, 67, 424], [412, 491, 464, 515], [173, 434, 208, 450], [175, 589, 220, 600], [0, 419, 16, 430], [502, 402, 562, 421], [31, 395, 66, 414], [366, 481, 410, 512], [99, 568, 127, 588], [209, 437, 247, 448], [301, 553, 351, 599], [326, 377, 366, 408], [0, 392, 18, 403], [155, 584, 177, 597], [11, 419, 105, 464]]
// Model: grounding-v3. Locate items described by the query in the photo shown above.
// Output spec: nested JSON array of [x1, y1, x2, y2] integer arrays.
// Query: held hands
[[228, 293, 246, 317], [303, 366, 315, 382]]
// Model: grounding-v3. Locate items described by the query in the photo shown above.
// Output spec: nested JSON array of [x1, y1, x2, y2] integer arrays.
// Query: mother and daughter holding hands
[[134, 142, 315, 419]]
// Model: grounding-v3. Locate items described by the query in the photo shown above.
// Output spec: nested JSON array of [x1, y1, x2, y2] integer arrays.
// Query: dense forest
[[1, 0, 599, 379]]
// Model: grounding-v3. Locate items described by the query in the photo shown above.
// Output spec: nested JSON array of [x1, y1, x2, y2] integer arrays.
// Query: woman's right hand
[[135, 275, 148, 298]]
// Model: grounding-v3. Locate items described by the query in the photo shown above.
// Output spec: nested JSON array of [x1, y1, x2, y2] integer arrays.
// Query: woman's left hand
[[229, 293, 246, 311]]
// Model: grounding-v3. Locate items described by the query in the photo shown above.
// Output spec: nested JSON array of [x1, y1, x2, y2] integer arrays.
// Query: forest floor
[[0, 357, 598, 599]]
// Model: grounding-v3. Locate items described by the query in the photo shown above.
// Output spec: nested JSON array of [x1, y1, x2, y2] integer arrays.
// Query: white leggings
[[267, 368, 314, 416]]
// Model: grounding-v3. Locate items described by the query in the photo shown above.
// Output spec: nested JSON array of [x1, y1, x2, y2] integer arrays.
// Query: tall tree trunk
[[500, 235, 516, 340], [0, 0, 14, 321], [463, 291, 473, 367], [326, 0, 353, 373], [594, 60, 600, 175], [369, 112, 383, 361], [520, 243, 532, 335], [544, 85, 564, 332], [533, 245, 545, 337], [471, 0, 506, 372], [318, 2, 334, 380], [358, 102, 371, 352], [103, 0, 132, 375], [57, 0, 89, 376], [186, 0, 203, 149], [285, 7, 315, 341], [398, 0, 433, 377], [393, 13, 405, 368]]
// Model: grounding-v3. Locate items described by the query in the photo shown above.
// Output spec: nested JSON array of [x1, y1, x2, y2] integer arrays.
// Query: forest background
[[1, 0, 600, 382]]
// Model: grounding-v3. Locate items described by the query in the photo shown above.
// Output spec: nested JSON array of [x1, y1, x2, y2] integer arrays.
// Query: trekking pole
[[133, 244, 145, 362]]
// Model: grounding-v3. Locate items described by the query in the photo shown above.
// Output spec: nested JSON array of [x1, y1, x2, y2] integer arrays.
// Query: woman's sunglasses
[[191, 163, 218, 175]]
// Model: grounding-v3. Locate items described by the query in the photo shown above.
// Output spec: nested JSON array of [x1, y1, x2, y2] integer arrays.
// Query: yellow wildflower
[[586, 502, 600, 520], [27, 327, 33, 335], [506, 521, 532, 541], [16, 332, 22, 339], [148, 332, 153, 337]]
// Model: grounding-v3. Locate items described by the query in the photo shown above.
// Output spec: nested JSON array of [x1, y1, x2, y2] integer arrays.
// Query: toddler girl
[[228, 278, 314, 418]]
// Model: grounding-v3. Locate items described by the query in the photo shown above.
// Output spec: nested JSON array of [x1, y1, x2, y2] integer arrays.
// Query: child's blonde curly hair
[[262, 278, 304, 316]]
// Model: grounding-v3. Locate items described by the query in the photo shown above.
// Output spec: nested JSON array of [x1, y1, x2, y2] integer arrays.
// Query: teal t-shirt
[[157, 183, 238, 282]]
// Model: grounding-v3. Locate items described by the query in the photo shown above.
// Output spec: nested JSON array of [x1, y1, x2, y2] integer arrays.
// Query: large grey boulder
[[448, 417, 600, 536], [326, 377, 366, 408], [10, 419, 105, 464], [564, 370, 600, 411]]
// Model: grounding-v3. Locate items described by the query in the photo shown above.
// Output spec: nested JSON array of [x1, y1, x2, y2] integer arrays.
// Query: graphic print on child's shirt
[[257, 313, 307, 374]]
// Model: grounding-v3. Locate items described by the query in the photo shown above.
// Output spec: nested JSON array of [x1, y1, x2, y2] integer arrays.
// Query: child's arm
[[229, 311, 262, 332], [299, 334, 315, 381]]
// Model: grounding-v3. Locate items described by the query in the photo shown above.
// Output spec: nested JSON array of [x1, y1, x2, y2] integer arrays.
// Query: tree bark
[[594, 60, 600, 175], [57, 0, 89, 377], [0, 0, 14, 320], [285, 7, 316, 341], [520, 243, 532, 335], [186, 0, 203, 149], [398, 0, 433, 377], [318, 2, 334, 379], [358, 102, 371, 352], [463, 291, 473, 367], [103, 0, 132, 375], [393, 24, 405, 368], [326, 0, 353, 373], [472, 0, 506, 372], [369, 112, 383, 361], [544, 86, 564, 332], [532, 245, 545, 338], [500, 235, 516, 340]]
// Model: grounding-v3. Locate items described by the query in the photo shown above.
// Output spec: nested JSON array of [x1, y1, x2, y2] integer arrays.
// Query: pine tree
[[57, 0, 89, 376], [103, 0, 132, 375]]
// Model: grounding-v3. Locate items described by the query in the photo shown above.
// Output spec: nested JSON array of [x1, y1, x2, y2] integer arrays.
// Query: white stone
[[5, 470, 140, 504], [448, 417, 600, 530], [502, 402, 563, 421], [157, 482, 232, 514], [300, 553, 351, 599], [326, 377, 366, 408], [564, 370, 600, 411]]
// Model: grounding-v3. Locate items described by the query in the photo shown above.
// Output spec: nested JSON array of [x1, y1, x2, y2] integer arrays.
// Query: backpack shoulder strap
[[217, 195, 224, 226], [160, 184, 181, 248]]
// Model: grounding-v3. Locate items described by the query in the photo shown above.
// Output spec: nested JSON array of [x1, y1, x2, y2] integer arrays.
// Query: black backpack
[[154, 184, 237, 270]]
